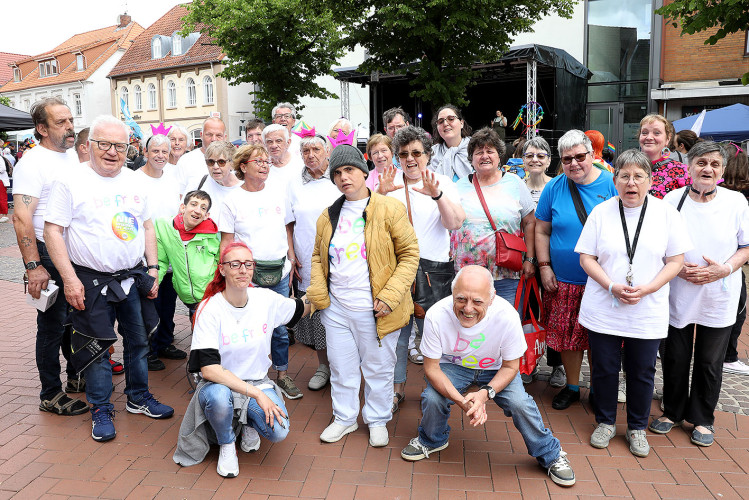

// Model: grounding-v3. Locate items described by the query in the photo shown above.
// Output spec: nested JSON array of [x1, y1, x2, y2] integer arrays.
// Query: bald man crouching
[[400, 265, 576, 487]]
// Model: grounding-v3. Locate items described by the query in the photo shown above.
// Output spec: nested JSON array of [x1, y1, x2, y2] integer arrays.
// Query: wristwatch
[[24, 260, 42, 270], [147, 264, 160, 270], [480, 385, 496, 399], [524, 256, 538, 266]]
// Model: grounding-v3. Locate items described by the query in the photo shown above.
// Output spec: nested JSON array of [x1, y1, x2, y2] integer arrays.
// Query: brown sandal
[[39, 391, 89, 416], [392, 392, 405, 414]]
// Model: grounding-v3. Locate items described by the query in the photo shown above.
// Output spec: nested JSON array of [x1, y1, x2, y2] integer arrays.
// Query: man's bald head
[[451, 265, 495, 328], [201, 118, 227, 152]]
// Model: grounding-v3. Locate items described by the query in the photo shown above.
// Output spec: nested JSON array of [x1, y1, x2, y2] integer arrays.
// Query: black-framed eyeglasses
[[523, 152, 549, 160], [436, 115, 459, 126], [205, 158, 229, 167], [560, 151, 591, 165], [221, 260, 256, 270], [90, 139, 128, 153], [397, 150, 425, 159]]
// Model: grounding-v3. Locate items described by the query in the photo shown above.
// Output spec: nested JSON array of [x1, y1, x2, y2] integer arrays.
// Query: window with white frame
[[76, 54, 85, 71], [134, 85, 142, 110], [147, 83, 157, 109], [186, 77, 196, 106], [167, 80, 176, 108], [203, 76, 214, 104], [190, 129, 202, 147], [73, 93, 82, 116], [38, 63, 45, 77], [13, 67, 20, 82], [121, 86, 129, 108], [153, 37, 162, 59], [23, 99, 30, 111], [173, 34, 183, 56]]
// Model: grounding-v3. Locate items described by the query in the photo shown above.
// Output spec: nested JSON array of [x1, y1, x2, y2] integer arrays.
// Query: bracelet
[[608, 282, 614, 296], [538, 261, 551, 267], [725, 262, 734, 276], [431, 191, 444, 201], [147, 264, 159, 270]]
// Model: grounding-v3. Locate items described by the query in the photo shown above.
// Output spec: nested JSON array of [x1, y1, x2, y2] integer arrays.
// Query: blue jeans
[[151, 272, 177, 354], [395, 315, 424, 384], [418, 363, 560, 468], [36, 241, 75, 400], [83, 288, 150, 411], [494, 278, 521, 315], [198, 382, 290, 445], [257, 274, 290, 372]]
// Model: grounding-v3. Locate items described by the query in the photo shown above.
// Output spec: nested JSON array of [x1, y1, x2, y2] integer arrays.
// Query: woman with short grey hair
[[575, 149, 690, 456], [651, 141, 749, 448], [168, 125, 189, 165], [535, 129, 617, 411]]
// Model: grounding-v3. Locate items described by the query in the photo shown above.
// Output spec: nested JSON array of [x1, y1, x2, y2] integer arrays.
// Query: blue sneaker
[[126, 392, 174, 419], [91, 407, 116, 442]]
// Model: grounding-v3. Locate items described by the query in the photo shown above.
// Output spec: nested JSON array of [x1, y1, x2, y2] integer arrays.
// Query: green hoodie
[[155, 216, 220, 305]]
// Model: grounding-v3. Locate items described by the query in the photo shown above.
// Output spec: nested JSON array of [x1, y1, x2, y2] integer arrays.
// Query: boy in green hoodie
[[154, 190, 220, 326]]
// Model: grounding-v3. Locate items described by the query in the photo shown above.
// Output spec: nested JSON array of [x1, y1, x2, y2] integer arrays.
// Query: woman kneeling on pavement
[[173, 242, 310, 478], [575, 149, 690, 457], [308, 144, 419, 448]]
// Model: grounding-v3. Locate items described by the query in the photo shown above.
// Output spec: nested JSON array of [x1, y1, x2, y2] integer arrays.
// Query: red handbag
[[472, 174, 527, 271], [514, 276, 546, 376]]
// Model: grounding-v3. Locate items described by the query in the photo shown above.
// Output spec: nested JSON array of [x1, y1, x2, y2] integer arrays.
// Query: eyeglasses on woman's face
[[205, 158, 229, 167], [436, 115, 459, 126], [560, 151, 591, 165], [221, 260, 256, 270], [523, 152, 549, 161], [397, 150, 425, 159]]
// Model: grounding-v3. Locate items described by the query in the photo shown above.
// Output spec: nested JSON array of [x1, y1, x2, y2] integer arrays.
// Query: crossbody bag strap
[[676, 187, 690, 212], [472, 173, 501, 267], [403, 176, 414, 226], [567, 177, 588, 226]]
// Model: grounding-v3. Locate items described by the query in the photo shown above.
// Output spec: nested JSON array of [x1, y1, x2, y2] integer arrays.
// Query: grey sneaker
[[277, 375, 303, 399], [547, 451, 575, 487], [308, 364, 330, 391], [240, 425, 260, 452], [549, 365, 566, 388], [400, 437, 448, 461], [617, 377, 626, 403], [626, 428, 650, 457], [590, 423, 616, 449]]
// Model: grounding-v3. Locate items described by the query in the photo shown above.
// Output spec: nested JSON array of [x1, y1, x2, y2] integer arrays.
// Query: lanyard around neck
[[619, 197, 648, 266]]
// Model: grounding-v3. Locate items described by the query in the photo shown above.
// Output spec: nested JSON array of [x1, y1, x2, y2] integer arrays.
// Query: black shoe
[[147, 355, 166, 371], [157, 345, 187, 360], [552, 387, 580, 410]]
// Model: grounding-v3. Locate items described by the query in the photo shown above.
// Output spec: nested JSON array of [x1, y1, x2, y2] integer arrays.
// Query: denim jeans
[[151, 272, 177, 354], [395, 315, 424, 384], [198, 382, 290, 445], [83, 288, 150, 410], [36, 241, 75, 400], [257, 274, 290, 372], [493, 278, 521, 315], [418, 362, 561, 468]]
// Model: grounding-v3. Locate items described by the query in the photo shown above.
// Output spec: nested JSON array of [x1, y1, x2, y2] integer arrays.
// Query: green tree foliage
[[344, 0, 576, 109], [656, 0, 749, 84], [0, 96, 10, 107], [183, 0, 355, 119]]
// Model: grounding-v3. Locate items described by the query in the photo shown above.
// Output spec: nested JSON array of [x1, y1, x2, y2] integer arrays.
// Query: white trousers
[[321, 295, 398, 427]]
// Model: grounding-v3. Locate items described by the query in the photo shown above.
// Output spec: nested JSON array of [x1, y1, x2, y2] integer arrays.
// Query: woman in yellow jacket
[[308, 144, 419, 448]]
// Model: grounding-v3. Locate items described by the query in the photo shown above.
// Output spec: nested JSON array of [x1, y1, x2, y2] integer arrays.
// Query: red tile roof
[[108, 4, 225, 78], [0, 23, 144, 93], [0, 52, 29, 85]]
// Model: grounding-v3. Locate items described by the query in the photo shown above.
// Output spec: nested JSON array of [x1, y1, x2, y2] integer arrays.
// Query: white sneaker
[[240, 425, 260, 452], [369, 426, 389, 447], [320, 421, 358, 443], [217, 443, 239, 477], [617, 377, 626, 403], [0, 216, 8, 223], [308, 364, 330, 390], [723, 360, 749, 375]]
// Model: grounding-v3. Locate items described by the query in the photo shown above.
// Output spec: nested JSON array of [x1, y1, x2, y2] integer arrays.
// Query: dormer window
[[38, 59, 59, 78], [13, 67, 20, 82], [153, 37, 162, 59], [76, 54, 86, 71], [173, 33, 183, 56]]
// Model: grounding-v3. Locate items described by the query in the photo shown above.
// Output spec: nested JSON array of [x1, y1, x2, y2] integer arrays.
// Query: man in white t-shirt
[[11, 97, 88, 416], [263, 124, 305, 190], [44, 115, 174, 443], [177, 117, 228, 194], [399, 266, 576, 488]]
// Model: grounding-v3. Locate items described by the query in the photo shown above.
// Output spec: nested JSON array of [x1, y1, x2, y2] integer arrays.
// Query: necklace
[[690, 185, 717, 197], [619, 197, 648, 287]]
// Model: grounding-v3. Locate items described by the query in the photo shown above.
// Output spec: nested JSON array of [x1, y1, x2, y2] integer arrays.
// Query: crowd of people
[[10, 96, 749, 488]]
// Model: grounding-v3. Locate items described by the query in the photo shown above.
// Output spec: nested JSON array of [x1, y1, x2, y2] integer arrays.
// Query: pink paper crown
[[327, 129, 355, 148], [150, 123, 172, 136], [293, 125, 316, 138]]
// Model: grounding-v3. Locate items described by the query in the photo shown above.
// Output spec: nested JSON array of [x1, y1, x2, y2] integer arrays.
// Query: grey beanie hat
[[328, 144, 368, 183]]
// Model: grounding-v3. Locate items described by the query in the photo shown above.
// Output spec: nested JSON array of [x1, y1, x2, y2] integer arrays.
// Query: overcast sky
[[0, 0, 186, 56]]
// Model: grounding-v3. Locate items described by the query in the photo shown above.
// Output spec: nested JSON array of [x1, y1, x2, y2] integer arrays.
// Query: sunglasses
[[397, 150, 425, 159], [436, 115, 459, 126], [560, 151, 591, 165], [205, 158, 229, 167], [523, 152, 549, 160], [222, 260, 256, 270]]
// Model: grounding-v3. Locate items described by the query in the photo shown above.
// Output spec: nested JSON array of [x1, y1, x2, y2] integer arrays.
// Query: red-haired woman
[[173, 242, 310, 478]]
